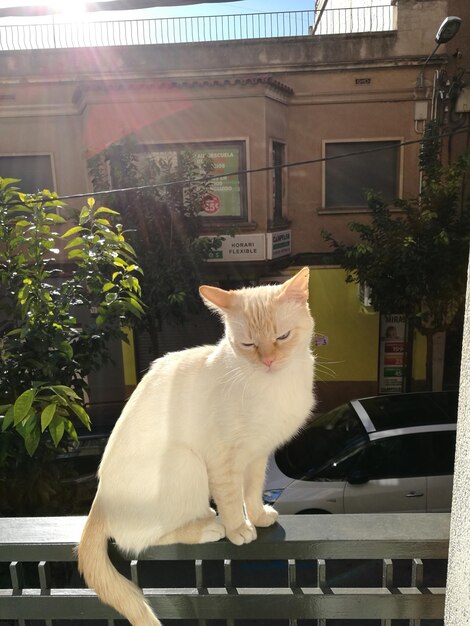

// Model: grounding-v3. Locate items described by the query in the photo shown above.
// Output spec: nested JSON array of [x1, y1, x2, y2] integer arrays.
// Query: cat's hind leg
[[157, 511, 225, 546]]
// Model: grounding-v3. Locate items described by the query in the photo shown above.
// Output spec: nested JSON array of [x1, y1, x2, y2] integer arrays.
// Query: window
[[141, 141, 248, 220], [360, 391, 458, 431], [323, 140, 401, 210], [357, 433, 429, 479], [272, 141, 285, 224], [0, 154, 54, 193], [428, 431, 456, 476]]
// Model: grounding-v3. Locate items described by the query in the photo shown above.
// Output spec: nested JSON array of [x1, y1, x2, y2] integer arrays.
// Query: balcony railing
[[0, 513, 448, 624], [0, 6, 397, 51]]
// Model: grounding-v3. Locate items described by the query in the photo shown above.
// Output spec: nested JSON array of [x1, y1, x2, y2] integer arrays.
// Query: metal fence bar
[[0, 515, 449, 622], [0, 587, 447, 620], [0, 6, 397, 51]]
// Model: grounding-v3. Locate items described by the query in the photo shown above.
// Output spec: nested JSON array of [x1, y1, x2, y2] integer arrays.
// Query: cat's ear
[[199, 285, 235, 312], [278, 267, 310, 303]]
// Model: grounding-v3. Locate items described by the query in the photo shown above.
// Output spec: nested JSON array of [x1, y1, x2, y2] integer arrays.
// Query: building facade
[[0, 0, 468, 413]]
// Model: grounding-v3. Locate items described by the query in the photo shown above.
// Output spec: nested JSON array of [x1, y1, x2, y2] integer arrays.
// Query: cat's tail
[[77, 503, 161, 626]]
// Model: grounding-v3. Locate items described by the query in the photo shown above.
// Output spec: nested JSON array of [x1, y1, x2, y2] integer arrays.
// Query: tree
[[323, 126, 470, 390], [0, 178, 142, 513], [88, 136, 223, 358]]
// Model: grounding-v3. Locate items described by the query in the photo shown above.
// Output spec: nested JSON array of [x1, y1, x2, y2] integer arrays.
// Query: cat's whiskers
[[219, 365, 248, 397]]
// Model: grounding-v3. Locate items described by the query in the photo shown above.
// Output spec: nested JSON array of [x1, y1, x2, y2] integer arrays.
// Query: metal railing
[[0, 6, 397, 51], [0, 513, 448, 624]]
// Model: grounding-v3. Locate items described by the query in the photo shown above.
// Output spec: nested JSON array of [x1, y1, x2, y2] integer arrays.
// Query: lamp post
[[416, 15, 462, 91]]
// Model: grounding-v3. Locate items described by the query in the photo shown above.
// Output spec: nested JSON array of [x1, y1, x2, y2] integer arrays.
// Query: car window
[[359, 391, 458, 431], [428, 430, 456, 475], [275, 403, 367, 479], [356, 433, 430, 479]]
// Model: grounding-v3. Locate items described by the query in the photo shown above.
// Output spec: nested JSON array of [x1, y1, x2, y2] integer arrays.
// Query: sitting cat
[[78, 266, 315, 626]]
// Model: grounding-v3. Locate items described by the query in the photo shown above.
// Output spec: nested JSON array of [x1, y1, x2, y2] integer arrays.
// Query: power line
[[13, 125, 470, 204]]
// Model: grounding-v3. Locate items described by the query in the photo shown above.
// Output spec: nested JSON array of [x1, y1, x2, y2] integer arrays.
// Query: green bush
[[0, 178, 143, 513]]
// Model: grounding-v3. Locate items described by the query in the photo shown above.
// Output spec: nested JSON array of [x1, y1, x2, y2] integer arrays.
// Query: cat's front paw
[[251, 504, 279, 528], [226, 521, 257, 545]]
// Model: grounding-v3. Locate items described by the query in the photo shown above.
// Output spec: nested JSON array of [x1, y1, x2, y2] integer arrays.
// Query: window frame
[[321, 137, 404, 213], [271, 139, 287, 226], [0, 152, 56, 194]]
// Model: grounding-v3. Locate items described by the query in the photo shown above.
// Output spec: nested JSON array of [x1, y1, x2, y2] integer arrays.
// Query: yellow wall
[[121, 327, 137, 389], [309, 267, 380, 382], [307, 267, 426, 385]]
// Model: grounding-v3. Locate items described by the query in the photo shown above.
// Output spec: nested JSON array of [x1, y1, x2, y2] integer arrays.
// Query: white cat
[[78, 266, 315, 626]]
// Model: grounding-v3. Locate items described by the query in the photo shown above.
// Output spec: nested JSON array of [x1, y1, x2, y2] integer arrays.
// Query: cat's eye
[[241, 342, 255, 347], [276, 331, 291, 341]]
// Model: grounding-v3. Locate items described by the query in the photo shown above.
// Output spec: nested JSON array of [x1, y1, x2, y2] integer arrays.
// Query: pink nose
[[262, 356, 275, 368]]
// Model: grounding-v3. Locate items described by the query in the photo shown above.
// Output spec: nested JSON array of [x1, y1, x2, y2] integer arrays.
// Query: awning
[[0, 0, 240, 18]]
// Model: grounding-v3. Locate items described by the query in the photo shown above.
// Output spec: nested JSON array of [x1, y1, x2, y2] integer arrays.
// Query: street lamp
[[417, 16, 462, 90], [423, 16, 462, 70]]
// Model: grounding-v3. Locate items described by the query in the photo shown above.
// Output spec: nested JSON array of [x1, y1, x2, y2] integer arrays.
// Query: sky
[[117, 2, 315, 19]]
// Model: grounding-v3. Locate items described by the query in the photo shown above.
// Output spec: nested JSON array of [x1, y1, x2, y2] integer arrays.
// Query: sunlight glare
[[47, 0, 88, 15]]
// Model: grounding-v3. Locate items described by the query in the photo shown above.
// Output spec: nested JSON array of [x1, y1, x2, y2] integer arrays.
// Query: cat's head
[[199, 267, 314, 371]]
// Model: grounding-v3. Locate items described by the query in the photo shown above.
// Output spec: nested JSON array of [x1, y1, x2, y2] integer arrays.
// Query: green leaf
[[59, 341, 74, 359], [127, 297, 145, 315], [6, 328, 22, 336], [64, 419, 78, 443], [95, 206, 120, 216], [45, 213, 66, 223], [79, 206, 90, 224], [24, 424, 41, 457], [112, 257, 127, 268], [49, 414, 65, 447], [41, 403, 56, 432], [70, 403, 91, 430], [1, 406, 14, 431], [13, 389, 35, 425], [49, 385, 81, 400], [62, 225, 84, 238], [102, 281, 115, 293], [64, 236, 84, 250], [95, 218, 111, 227], [87, 197, 96, 209], [67, 249, 87, 260]]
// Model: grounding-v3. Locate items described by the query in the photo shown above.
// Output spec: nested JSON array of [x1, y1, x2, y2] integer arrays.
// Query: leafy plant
[[0, 179, 143, 460], [322, 126, 470, 389], [89, 136, 223, 358]]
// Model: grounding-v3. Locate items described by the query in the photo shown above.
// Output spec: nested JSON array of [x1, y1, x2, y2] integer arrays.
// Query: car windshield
[[274, 403, 368, 479]]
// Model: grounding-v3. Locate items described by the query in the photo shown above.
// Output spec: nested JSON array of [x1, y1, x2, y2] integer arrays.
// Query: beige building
[[0, 0, 468, 410]]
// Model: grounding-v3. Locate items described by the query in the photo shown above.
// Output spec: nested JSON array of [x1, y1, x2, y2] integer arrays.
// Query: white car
[[264, 391, 457, 514]]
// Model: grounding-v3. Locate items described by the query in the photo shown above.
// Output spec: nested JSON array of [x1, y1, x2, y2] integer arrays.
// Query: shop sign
[[142, 142, 246, 219], [207, 234, 266, 262], [266, 230, 291, 260], [378, 313, 408, 394]]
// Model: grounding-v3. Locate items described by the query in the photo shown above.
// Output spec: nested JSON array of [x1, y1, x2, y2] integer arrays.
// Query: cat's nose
[[262, 356, 275, 368]]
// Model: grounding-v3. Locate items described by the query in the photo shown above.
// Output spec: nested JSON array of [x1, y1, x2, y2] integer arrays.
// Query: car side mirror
[[347, 470, 369, 485]]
